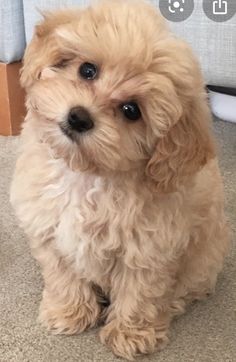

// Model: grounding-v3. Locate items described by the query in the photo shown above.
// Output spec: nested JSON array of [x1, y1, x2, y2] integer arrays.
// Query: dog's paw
[[99, 320, 168, 360], [39, 298, 101, 335]]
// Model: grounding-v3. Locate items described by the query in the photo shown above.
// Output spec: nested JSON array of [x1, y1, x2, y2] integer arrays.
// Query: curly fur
[[11, 0, 230, 359]]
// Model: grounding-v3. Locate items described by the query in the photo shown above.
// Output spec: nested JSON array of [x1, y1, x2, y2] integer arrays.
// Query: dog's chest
[[52, 170, 145, 282], [53, 171, 106, 270]]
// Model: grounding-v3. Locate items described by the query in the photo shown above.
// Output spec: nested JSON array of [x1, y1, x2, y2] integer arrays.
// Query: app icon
[[213, 0, 228, 15], [159, 0, 194, 22], [168, 0, 185, 14], [203, 0, 236, 22]]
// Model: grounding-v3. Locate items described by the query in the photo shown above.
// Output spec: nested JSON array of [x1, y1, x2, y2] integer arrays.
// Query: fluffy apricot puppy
[[11, 0, 229, 359]]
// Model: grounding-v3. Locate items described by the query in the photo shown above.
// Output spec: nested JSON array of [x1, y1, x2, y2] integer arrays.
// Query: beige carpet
[[0, 119, 235, 362]]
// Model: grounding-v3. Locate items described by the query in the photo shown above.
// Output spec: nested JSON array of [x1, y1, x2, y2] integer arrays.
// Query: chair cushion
[[0, 0, 26, 63]]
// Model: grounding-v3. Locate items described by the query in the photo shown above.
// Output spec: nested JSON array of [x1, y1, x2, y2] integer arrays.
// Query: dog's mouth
[[60, 123, 78, 142]]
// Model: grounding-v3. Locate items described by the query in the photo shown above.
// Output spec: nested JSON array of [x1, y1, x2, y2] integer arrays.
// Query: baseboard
[[0, 62, 26, 136]]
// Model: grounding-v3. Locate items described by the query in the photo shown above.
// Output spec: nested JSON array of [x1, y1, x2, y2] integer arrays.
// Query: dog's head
[[22, 0, 215, 191]]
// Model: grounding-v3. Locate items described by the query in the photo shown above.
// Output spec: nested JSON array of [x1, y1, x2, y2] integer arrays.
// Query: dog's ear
[[146, 102, 215, 193], [146, 40, 215, 193], [20, 10, 80, 89]]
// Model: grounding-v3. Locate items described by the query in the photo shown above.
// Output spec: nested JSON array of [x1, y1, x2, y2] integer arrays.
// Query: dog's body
[[11, 0, 229, 359]]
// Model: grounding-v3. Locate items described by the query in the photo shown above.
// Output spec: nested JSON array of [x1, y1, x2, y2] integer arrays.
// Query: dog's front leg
[[100, 264, 174, 360], [36, 246, 101, 335]]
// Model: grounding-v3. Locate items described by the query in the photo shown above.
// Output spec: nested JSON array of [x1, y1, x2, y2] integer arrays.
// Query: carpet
[[0, 119, 235, 362]]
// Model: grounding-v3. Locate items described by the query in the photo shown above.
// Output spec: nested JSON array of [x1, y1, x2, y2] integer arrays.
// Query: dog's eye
[[79, 62, 98, 80], [120, 102, 141, 122]]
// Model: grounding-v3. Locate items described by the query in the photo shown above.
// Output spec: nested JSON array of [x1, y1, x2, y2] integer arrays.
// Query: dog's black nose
[[68, 107, 94, 133]]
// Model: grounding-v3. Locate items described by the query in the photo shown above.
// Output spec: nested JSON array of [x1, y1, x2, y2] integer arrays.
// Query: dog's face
[[22, 0, 214, 189]]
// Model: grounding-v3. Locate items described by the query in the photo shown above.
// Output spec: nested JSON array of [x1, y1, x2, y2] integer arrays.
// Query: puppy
[[11, 0, 230, 359]]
